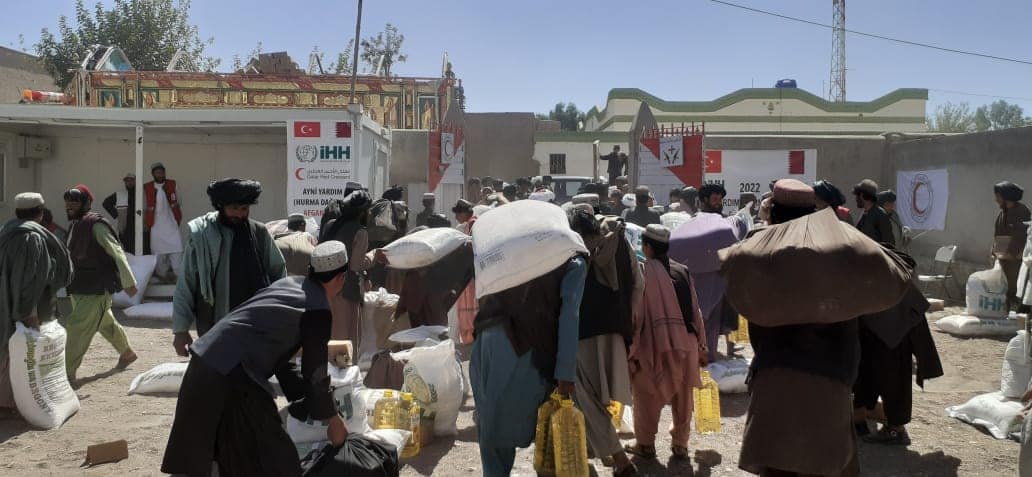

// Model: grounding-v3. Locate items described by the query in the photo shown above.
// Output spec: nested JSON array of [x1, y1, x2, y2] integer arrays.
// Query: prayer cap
[[14, 192, 44, 209], [311, 241, 348, 272], [995, 181, 1024, 202], [643, 224, 670, 243], [621, 193, 636, 208], [422, 193, 436, 200], [150, 162, 165, 171], [124, 172, 135, 179], [772, 179, 815, 207]]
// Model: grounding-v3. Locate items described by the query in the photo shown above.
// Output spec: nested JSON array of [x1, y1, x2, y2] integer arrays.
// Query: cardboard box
[[328, 340, 353, 368], [84, 440, 128, 466]]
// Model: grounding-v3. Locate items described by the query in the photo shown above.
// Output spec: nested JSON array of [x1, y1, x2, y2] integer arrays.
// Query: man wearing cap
[[625, 224, 707, 463], [416, 193, 436, 227], [0, 193, 72, 414], [516, 177, 532, 200], [172, 179, 286, 357], [102, 172, 138, 253], [63, 184, 139, 380], [162, 241, 350, 476], [144, 162, 184, 282], [853, 179, 893, 245], [993, 181, 1031, 310], [738, 179, 860, 477], [625, 186, 661, 228], [275, 214, 317, 276]]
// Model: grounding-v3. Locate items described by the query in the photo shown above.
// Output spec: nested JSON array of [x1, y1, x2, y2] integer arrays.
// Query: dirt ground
[[0, 306, 1021, 476]]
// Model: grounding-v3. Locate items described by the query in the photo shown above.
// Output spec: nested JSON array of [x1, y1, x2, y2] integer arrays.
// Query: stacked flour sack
[[935, 261, 1024, 337]]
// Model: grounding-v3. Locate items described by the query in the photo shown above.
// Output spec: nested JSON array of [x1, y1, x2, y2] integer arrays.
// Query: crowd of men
[[1, 168, 1030, 476]]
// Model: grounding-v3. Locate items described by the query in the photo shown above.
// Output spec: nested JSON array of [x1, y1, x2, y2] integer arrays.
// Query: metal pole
[[592, 140, 599, 182], [134, 125, 144, 256], [349, 0, 363, 104]]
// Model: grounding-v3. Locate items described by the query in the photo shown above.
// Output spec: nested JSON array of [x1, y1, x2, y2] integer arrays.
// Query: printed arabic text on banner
[[287, 119, 356, 218]]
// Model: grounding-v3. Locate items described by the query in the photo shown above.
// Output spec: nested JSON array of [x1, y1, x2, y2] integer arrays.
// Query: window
[[549, 153, 566, 174]]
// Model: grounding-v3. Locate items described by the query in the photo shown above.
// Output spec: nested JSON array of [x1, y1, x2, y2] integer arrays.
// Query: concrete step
[[145, 283, 176, 299]]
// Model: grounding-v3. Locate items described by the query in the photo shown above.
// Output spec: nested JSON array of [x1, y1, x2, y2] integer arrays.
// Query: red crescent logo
[[295, 168, 305, 180], [911, 181, 927, 214]]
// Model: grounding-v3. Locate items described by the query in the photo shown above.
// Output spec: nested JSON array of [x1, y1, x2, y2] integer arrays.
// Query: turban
[[812, 180, 846, 208], [64, 184, 94, 203], [207, 178, 262, 209], [995, 181, 1024, 202]]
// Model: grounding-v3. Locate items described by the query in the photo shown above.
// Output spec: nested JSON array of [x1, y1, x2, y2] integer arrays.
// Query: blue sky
[[3, 0, 1030, 117]]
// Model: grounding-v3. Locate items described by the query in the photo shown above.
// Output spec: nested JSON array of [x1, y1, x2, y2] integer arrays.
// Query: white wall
[[532, 140, 627, 178]]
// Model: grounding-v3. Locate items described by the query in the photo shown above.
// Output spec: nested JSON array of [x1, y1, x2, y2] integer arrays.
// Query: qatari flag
[[788, 150, 805, 174]]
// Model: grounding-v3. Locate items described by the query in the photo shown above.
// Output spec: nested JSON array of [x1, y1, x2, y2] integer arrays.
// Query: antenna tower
[[829, 0, 846, 101]]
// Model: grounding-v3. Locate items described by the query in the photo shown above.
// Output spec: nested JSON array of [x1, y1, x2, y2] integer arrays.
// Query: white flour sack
[[112, 254, 157, 308], [127, 362, 188, 395], [381, 227, 469, 270], [472, 200, 588, 299], [965, 262, 1010, 319], [8, 321, 80, 429]]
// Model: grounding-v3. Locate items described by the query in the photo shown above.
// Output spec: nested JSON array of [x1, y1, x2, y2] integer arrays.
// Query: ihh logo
[[320, 145, 351, 161], [980, 295, 1005, 312]]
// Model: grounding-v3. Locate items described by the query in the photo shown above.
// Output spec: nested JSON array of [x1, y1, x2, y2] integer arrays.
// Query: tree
[[541, 102, 585, 131], [929, 101, 975, 133], [231, 41, 263, 72], [333, 39, 355, 75], [36, 0, 218, 88], [974, 100, 1031, 131], [360, 24, 407, 77]]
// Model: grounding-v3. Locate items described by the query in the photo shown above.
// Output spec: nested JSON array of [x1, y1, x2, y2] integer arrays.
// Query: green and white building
[[533, 87, 928, 177]]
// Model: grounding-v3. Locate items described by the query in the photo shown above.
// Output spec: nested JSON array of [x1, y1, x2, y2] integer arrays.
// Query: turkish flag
[[788, 150, 805, 174], [293, 121, 321, 138], [704, 150, 722, 173]]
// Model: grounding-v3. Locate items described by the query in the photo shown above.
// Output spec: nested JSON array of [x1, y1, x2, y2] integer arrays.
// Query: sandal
[[623, 444, 657, 460], [671, 445, 690, 460]]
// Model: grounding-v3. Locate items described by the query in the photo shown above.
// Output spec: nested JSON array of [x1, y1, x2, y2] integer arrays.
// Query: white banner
[[440, 132, 464, 185], [287, 119, 356, 219], [896, 169, 948, 230], [703, 149, 817, 215]]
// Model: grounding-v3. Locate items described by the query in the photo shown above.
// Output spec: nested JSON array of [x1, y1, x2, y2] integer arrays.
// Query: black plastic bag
[[301, 435, 400, 477]]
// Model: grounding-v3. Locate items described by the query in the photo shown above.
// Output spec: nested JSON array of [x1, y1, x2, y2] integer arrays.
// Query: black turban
[[995, 181, 1024, 202], [699, 183, 726, 199], [207, 178, 262, 209], [426, 213, 450, 228], [812, 180, 846, 208], [876, 190, 897, 206], [382, 185, 404, 201]]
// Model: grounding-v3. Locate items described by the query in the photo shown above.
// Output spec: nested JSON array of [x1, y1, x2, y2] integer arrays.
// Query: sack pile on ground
[[123, 301, 174, 321], [934, 314, 1021, 337], [946, 391, 1023, 440], [1001, 331, 1031, 399], [401, 339, 464, 436], [358, 288, 400, 371], [707, 358, 750, 394], [965, 261, 1010, 319]]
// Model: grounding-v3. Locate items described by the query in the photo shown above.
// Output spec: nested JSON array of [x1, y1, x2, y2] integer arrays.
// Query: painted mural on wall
[[67, 71, 456, 130]]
